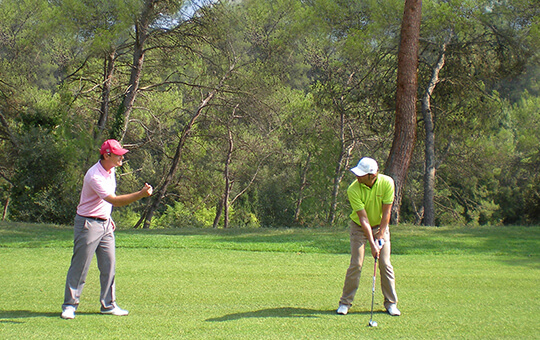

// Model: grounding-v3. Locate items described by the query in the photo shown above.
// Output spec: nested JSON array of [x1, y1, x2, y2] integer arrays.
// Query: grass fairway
[[0, 222, 538, 339]]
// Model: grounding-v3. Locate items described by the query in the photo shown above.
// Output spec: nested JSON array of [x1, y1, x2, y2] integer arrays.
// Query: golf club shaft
[[369, 257, 378, 322]]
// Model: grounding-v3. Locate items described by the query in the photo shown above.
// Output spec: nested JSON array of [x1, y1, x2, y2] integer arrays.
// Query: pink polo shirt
[[76, 161, 116, 220]]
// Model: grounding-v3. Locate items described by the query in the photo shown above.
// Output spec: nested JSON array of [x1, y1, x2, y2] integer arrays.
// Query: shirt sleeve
[[87, 173, 114, 199], [347, 183, 365, 212], [382, 176, 395, 204]]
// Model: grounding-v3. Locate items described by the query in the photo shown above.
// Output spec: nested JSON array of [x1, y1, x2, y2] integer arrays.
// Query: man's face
[[105, 152, 124, 168], [357, 173, 378, 187]]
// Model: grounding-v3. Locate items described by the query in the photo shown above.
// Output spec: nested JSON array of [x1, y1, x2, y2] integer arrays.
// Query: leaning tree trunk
[[385, 0, 422, 225], [113, 0, 155, 142], [134, 64, 235, 229], [135, 89, 218, 229], [421, 42, 447, 226]]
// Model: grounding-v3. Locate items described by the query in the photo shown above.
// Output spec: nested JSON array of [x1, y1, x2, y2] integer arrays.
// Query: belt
[[78, 214, 108, 222]]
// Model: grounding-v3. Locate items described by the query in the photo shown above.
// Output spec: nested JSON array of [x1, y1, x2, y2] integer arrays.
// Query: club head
[[368, 320, 378, 327]]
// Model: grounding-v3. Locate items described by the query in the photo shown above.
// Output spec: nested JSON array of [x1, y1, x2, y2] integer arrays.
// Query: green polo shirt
[[347, 174, 395, 226]]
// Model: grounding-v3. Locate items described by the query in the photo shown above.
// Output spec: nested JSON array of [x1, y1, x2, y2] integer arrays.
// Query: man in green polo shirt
[[336, 157, 401, 316]]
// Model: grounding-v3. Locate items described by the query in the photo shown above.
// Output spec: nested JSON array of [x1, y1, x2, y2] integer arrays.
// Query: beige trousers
[[339, 220, 398, 309]]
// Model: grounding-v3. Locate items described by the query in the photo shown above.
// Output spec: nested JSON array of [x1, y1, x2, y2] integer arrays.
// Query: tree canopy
[[1, 0, 538, 227]]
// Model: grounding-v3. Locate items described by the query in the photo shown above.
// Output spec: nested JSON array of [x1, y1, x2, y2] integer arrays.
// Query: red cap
[[100, 139, 129, 155]]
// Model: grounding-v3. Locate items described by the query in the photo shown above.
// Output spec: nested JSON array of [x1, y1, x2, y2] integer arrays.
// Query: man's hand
[[140, 183, 153, 197], [371, 239, 385, 259], [370, 240, 380, 259], [105, 183, 154, 207]]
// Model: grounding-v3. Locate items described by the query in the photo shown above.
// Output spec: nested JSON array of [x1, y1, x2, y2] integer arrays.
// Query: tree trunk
[[328, 140, 354, 226], [95, 50, 116, 141], [421, 43, 447, 226], [222, 129, 233, 228], [213, 128, 234, 228], [2, 192, 10, 221], [114, 0, 155, 142], [328, 73, 355, 226], [213, 195, 224, 228], [385, 0, 422, 225], [294, 152, 311, 223]]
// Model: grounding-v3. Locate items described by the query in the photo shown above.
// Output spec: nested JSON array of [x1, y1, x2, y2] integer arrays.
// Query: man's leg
[[63, 216, 104, 310], [339, 221, 366, 307], [376, 228, 398, 310], [96, 220, 117, 311]]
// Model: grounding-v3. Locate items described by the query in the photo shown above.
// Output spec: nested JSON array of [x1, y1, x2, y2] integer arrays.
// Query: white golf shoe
[[337, 304, 350, 315], [101, 305, 129, 316], [61, 306, 76, 319], [386, 304, 401, 316]]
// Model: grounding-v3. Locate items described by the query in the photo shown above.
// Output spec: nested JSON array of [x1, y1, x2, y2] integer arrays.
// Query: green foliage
[[9, 131, 81, 224], [153, 201, 216, 228], [49, 0, 136, 52], [524, 176, 540, 223], [404, 0, 540, 226], [257, 172, 297, 228], [509, 92, 540, 223], [110, 101, 126, 140]]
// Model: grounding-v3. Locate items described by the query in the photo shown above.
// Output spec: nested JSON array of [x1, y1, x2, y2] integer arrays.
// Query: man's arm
[[103, 183, 153, 207], [356, 209, 380, 259], [377, 203, 393, 240]]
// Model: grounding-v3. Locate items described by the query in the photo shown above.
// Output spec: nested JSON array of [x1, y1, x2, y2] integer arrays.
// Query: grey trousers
[[63, 214, 116, 311], [339, 220, 398, 309]]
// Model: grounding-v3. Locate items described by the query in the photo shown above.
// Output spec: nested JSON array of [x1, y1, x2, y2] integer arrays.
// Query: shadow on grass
[[206, 307, 333, 321], [0, 310, 100, 322], [205, 307, 386, 322], [0, 310, 59, 323]]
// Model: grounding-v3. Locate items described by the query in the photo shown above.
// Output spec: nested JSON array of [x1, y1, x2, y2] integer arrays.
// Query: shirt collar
[[97, 161, 115, 176]]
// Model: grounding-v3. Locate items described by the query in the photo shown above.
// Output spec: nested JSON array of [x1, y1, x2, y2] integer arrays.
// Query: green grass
[[0, 222, 538, 339]]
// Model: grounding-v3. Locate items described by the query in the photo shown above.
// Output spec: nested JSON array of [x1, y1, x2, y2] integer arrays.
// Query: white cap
[[350, 157, 378, 176]]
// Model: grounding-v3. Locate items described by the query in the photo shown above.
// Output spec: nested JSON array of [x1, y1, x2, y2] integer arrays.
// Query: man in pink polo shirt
[[61, 139, 153, 320]]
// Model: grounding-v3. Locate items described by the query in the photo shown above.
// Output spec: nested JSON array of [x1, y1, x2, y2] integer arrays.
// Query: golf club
[[368, 239, 385, 327]]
